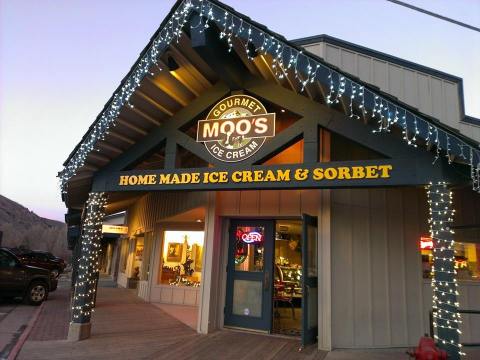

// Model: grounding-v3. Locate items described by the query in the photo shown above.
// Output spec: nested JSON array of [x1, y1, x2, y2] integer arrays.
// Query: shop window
[[119, 238, 129, 273], [421, 237, 480, 281], [158, 230, 204, 287]]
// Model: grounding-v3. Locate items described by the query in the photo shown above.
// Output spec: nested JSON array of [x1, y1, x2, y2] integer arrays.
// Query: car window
[[0, 251, 17, 268]]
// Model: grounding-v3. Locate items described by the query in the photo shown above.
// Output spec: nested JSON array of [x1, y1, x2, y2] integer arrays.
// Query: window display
[[421, 237, 480, 281], [159, 230, 204, 287]]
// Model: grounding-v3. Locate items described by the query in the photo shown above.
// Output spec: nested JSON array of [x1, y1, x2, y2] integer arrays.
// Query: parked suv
[[0, 248, 57, 305], [11, 249, 66, 278]]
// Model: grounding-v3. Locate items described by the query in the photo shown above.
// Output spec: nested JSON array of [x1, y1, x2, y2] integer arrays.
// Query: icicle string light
[[58, 0, 480, 195], [426, 182, 464, 358], [71, 192, 108, 323]]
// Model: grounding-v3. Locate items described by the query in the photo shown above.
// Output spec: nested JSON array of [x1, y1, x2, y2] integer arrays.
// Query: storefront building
[[60, 1, 480, 358]]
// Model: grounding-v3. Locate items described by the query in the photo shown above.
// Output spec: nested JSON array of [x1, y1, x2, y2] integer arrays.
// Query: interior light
[[281, 109, 285, 113]]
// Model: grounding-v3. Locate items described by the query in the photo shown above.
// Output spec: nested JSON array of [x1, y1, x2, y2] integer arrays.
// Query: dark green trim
[[92, 158, 465, 193]]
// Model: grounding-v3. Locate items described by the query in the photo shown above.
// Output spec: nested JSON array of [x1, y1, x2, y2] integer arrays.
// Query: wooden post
[[427, 183, 463, 359], [68, 192, 107, 341]]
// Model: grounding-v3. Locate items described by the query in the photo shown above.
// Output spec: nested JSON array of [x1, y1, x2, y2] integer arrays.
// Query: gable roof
[[59, 0, 480, 197]]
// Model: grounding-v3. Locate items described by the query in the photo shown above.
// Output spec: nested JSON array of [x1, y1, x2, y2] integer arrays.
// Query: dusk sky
[[0, 0, 479, 222]]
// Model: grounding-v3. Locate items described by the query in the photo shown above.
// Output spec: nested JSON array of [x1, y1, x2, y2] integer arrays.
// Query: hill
[[0, 194, 69, 259]]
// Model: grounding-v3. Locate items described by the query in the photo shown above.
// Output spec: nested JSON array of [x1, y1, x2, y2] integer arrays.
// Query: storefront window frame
[[156, 223, 206, 287]]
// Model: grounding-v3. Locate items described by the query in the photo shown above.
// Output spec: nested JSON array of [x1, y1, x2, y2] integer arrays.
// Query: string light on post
[[426, 182, 464, 359], [71, 192, 108, 325]]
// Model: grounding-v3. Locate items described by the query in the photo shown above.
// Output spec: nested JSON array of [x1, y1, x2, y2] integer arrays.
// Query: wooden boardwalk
[[18, 287, 327, 360]]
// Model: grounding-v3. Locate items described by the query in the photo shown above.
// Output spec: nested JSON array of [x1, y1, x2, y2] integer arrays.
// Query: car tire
[[26, 281, 48, 305]]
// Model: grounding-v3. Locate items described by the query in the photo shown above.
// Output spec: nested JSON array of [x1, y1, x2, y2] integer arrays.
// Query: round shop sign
[[196, 95, 276, 162]]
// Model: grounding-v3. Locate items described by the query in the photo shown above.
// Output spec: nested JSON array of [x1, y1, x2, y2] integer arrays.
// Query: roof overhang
[[59, 0, 480, 208]]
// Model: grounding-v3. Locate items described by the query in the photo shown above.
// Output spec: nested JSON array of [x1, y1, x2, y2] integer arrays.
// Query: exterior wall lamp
[[167, 56, 179, 72]]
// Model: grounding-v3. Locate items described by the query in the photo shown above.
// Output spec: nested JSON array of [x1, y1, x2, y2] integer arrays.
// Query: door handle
[[264, 270, 270, 291]]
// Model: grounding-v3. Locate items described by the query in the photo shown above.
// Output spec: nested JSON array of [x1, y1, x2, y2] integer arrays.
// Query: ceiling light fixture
[[167, 56, 179, 72]]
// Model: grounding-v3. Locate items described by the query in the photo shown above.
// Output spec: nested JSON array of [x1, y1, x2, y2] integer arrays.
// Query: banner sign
[[196, 95, 275, 162], [95, 159, 431, 192]]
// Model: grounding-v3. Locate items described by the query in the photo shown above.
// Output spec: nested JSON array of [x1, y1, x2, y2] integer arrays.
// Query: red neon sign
[[420, 237, 433, 250], [241, 231, 263, 244]]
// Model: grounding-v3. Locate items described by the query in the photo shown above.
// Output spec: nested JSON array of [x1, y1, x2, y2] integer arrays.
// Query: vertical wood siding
[[126, 191, 207, 237], [302, 42, 480, 142], [216, 189, 319, 216], [331, 187, 428, 348]]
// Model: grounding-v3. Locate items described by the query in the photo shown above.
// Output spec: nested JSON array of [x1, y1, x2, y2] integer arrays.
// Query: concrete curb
[[7, 302, 45, 360]]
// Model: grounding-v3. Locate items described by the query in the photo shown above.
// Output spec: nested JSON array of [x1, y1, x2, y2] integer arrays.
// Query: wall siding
[[302, 42, 480, 142], [125, 191, 207, 237], [217, 189, 319, 216], [331, 187, 428, 348]]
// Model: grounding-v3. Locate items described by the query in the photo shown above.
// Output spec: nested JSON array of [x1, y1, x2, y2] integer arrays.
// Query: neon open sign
[[241, 231, 263, 244], [420, 236, 433, 250]]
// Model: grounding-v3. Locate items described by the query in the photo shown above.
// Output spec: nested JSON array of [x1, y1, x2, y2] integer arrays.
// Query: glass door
[[224, 219, 274, 331], [301, 214, 318, 346]]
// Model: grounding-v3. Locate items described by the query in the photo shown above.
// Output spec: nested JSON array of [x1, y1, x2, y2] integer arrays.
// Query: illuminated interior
[[421, 236, 480, 280], [159, 230, 204, 286], [273, 220, 302, 336]]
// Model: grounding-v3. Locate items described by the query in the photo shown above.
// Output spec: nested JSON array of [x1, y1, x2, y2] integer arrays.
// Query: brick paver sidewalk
[[27, 286, 70, 341], [17, 283, 479, 360], [17, 286, 328, 360]]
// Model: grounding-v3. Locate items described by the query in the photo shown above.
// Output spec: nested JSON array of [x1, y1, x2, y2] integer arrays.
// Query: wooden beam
[[136, 90, 174, 116], [303, 120, 319, 163], [117, 118, 148, 136], [129, 106, 161, 126], [94, 82, 230, 176], [70, 172, 94, 182], [164, 137, 177, 169], [108, 130, 135, 145], [169, 45, 211, 89], [78, 164, 98, 172], [88, 152, 110, 163], [96, 141, 123, 154], [150, 153, 165, 160], [248, 117, 309, 165], [146, 76, 189, 107], [230, 37, 262, 78], [169, 66, 201, 97], [175, 131, 223, 166], [244, 78, 431, 161], [190, 15, 254, 90]]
